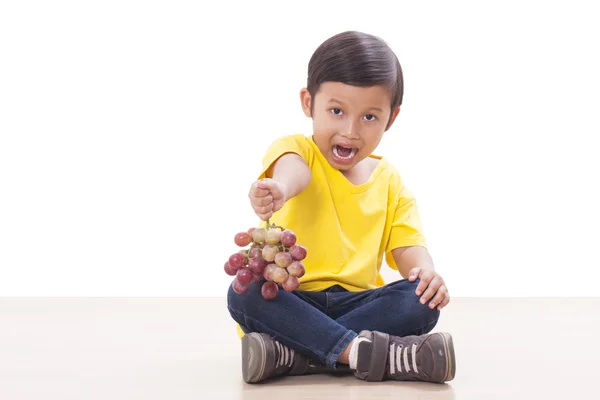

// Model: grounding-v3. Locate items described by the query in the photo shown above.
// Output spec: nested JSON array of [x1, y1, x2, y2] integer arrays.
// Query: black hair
[[307, 31, 404, 115]]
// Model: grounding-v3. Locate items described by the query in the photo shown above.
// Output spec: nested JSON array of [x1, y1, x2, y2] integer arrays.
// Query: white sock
[[348, 337, 370, 370]]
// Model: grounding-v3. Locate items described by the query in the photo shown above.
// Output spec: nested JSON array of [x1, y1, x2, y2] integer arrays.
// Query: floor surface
[[1, 297, 598, 399]]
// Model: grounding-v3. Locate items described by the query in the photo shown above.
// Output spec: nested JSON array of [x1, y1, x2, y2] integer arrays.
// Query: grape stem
[[265, 219, 281, 230]]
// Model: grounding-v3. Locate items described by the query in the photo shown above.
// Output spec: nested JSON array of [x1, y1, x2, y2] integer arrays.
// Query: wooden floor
[[0, 297, 598, 399]]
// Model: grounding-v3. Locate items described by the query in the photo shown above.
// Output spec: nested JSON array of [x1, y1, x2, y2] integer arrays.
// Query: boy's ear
[[385, 106, 401, 131], [300, 88, 312, 117]]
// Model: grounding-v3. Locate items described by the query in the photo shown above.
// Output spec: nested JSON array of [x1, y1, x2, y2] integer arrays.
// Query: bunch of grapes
[[224, 221, 307, 300]]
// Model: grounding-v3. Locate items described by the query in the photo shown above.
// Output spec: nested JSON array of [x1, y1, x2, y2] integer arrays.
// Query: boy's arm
[[392, 246, 450, 311], [249, 153, 311, 220], [268, 153, 312, 202], [391, 245, 435, 279]]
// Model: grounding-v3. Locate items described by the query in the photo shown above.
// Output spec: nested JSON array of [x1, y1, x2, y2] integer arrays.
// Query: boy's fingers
[[258, 179, 285, 199], [255, 203, 274, 215], [257, 178, 277, 191], [437, 296, 450, 310], [419, 275, 441, 304], [429, 285, 448, 309], [250, 182, 270, 198], [415, 270, 433, 296], [252, 195, 273, 207], [409, 267, 421, 282], [256, 178, 270, 188], [262, 211, 274, 220], [257, 211, 273, 221], [272, 199, 285, 213]]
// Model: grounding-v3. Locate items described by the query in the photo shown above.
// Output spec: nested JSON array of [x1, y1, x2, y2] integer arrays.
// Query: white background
[[1, 1, 598, 297]]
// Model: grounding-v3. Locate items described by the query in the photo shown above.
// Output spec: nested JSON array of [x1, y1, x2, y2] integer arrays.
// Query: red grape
[[232, 277, 249, 294], [248, 257, 267, 275], [224, 261, 237, 276], [229, 252, 246, 269], [286, 261, 305, 278], [263, 263, 277, 281], [251, 273, 262, 283], [280, 229, 297, 247], [282, 275, 300, 292], [262, 244, 279, 262], [272, 267, 289, 284], [261, 281, 279, 300], [234, 232, 252, 247], [274, 252, 292, 268], [289, 244, 307, 261], [249, 247, 262, 259], [226, 224, 308, 298], [265, 228, 282, 245], [236, 268, 253, 285], [252, 228, 267, 243]]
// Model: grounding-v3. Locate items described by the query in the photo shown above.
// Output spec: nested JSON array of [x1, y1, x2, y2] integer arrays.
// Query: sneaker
[[353, 330, 456, 383], [241, 332, 344, 383]]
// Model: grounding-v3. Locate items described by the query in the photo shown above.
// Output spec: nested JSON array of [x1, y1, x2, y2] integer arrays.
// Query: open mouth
[[332, 144, 358, 163]]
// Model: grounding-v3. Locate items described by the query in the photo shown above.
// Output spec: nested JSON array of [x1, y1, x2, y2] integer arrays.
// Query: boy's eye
[[330, 108, 343, 116], [364, 114, 377, 121]]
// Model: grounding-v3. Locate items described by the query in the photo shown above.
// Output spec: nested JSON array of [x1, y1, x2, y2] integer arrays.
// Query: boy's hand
[[248, 178, 287, 221], [408, 267, 450, 311]]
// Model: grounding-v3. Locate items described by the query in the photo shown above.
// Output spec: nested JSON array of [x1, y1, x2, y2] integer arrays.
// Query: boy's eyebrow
[[328, 98, 384, 113]]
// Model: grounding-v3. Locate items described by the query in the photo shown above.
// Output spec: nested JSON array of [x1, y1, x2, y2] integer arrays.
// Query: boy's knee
[[409, 278, 441, 319], [226, 280, 263, 311], [411, 282, 441, 333], [226, 282, 237, 305], [405, 278, 421, 293], [402, 278, 439, 306], [422, 305, 440, 326], [385, 278, 440, 334], [405, 296, 440, 335], [388, 277, 422, 302]]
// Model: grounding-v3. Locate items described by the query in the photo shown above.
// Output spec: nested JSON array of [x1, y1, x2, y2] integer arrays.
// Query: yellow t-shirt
[[258, 133, 427, 291], [235, 134, 428, 337]]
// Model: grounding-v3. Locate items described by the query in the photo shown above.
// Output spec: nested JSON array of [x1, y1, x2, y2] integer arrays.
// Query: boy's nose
[[340, 120, 360, 139]]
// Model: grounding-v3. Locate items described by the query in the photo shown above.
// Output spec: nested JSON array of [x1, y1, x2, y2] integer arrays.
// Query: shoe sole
[[439, 332, 456, 382], [241, 332, 267, 383]]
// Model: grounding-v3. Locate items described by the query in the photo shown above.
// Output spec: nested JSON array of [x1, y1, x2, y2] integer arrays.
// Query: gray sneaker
[[353, 330, 456, 383], [241, 332, 346, 383]]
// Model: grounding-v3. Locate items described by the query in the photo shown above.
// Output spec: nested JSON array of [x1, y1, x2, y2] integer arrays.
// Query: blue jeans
[[227, 278, 440, 369]]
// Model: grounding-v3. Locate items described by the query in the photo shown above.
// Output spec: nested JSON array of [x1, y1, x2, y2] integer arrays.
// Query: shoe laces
[[274, 340, 295, 368], [389, 342, 418, 375]]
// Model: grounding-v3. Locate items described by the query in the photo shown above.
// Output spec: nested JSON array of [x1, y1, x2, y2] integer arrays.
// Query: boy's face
[[300, 82, 400, 172]]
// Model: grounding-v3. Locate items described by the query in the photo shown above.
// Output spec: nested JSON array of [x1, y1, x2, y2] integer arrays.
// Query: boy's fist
[[248, 178, 287, 221], [409, 267, 450, 311]]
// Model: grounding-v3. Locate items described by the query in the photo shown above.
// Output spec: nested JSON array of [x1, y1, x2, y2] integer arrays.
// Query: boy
[[227, 31, 456, 384]]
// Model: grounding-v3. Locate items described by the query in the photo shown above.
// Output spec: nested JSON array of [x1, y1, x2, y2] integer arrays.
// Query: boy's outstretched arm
[[392, 246, 450, 311], [248, 153, 311, 221]]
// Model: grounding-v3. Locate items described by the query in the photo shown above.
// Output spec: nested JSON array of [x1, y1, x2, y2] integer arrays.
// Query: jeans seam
[[325, 329, 358, 368]]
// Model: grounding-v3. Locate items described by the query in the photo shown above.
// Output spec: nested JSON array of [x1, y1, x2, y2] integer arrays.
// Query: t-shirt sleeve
[[385, 183, 428, 270], [258, 135, 311, 179]]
